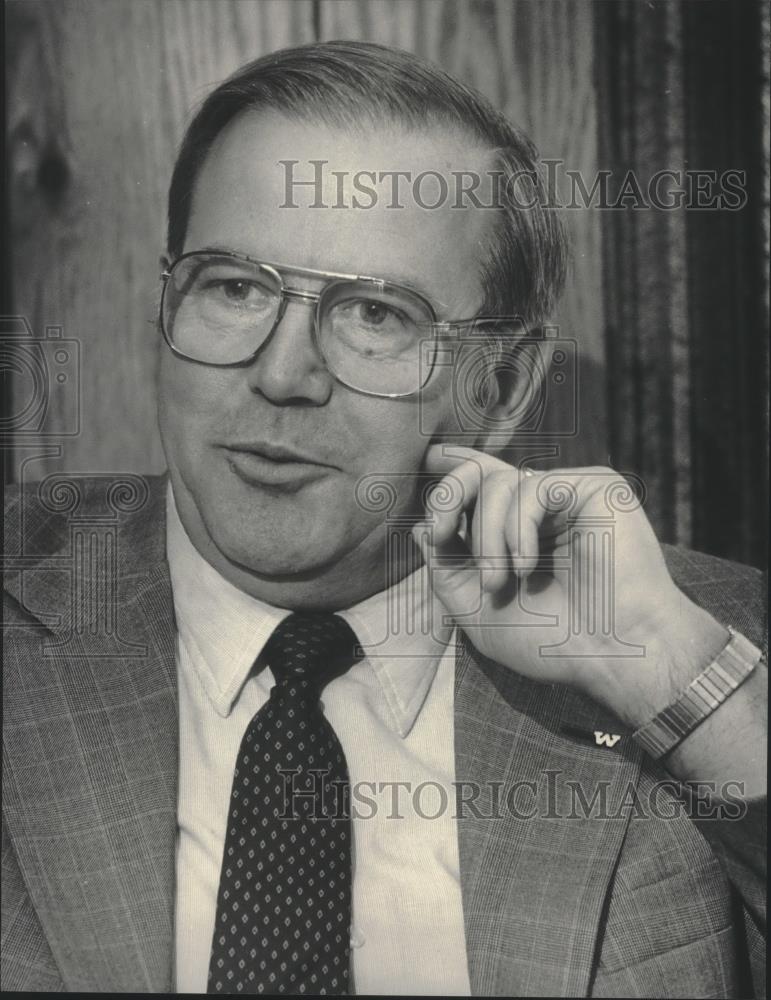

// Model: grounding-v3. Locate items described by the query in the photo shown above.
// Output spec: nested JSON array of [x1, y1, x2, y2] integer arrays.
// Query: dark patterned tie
[[207, 612, 360, 995]]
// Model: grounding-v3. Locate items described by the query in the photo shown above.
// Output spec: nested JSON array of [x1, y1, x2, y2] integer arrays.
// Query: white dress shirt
[[168, 488, 472, 995]]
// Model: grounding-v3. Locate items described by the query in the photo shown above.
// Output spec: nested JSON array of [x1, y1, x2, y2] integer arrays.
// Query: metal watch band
[[632, 627, 764, 760]]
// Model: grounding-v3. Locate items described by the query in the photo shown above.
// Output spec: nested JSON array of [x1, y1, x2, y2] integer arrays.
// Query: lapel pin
[[593, 731, 622, 748], [560, 723, 624, 749]]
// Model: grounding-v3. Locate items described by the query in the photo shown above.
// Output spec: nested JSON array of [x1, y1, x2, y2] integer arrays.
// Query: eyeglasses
[[159, 249, 518, 397]]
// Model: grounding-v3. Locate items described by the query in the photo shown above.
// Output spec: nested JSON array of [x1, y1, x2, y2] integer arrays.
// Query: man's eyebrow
[[193, 244, 449, 314]]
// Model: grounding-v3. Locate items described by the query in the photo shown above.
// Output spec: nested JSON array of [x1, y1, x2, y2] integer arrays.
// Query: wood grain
[[7, 0, 315, 482]]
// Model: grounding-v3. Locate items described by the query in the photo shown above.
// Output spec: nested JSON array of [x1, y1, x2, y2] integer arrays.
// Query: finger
[[504, 493, 542, 578], [423, 442, 516, 481], [504, 471, 612, 577], [411, 520, 488, 622], [423, 443, 498, 476], [468, 470, 519, 592], [424, 447, 521, 543], [503, 473, 551, 578], [425, 459, 487, 545]]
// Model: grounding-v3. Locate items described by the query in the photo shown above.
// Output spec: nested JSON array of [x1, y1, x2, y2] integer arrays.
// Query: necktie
[[208, 612, 360, 995]]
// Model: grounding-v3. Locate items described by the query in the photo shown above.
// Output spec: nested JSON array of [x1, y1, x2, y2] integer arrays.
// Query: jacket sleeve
[[1, 815, 65, 991]]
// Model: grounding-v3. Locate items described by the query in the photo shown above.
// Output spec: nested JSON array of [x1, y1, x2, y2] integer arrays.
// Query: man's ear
[[473, 333, 547, 455], [425, 325, 548, 456]]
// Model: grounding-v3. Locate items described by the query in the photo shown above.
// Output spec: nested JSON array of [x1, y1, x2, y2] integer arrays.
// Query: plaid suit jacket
[[2, 474, 766, 995]]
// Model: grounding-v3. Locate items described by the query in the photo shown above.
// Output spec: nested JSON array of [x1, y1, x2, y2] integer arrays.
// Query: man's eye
[[210, 279, 265, 303], [358, 301, 390, 325], [345, 299, 409, 329]]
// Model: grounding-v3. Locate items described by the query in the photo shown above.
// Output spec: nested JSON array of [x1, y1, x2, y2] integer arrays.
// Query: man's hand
[[412, 444, 730, 731]]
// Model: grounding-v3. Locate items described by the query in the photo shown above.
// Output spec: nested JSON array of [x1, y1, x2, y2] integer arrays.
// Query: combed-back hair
[[167, 40, 568, 329]]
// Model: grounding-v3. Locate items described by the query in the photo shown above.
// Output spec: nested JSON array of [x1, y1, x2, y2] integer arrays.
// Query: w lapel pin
[[560, 723, 624, 749], [594, 731, 622, 748]]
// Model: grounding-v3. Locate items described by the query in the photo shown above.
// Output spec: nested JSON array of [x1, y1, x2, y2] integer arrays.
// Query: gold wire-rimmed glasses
[[159, 249, 519, 398]]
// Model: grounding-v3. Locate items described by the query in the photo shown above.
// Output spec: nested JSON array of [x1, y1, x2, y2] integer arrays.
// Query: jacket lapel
[[454, 632, 644, 997], [3, 474, 179, 992]]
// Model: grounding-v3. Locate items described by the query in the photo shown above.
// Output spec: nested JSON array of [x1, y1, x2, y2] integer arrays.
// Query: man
[[2, 41, 766, 996]]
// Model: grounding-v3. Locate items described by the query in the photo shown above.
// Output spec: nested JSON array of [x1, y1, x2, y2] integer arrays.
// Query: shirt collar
[[165, 485, 454, 737]]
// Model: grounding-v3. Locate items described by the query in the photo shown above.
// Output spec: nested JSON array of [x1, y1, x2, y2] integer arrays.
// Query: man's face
[[157, 110, 494, 605]]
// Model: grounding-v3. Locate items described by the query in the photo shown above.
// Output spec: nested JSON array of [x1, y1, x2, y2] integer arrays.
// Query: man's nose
[[245, 296, 333, 404]]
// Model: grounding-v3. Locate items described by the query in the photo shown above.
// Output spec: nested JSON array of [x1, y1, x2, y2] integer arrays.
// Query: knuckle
[[487, 468, 513, 490]]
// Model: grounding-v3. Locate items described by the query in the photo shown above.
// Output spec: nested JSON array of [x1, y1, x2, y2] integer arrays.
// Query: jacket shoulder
[[4, 473, 168, 558], [4, 474, 169, 632]]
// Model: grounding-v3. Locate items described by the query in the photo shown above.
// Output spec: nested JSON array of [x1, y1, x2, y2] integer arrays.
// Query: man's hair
[[167, 40, 567, 329]]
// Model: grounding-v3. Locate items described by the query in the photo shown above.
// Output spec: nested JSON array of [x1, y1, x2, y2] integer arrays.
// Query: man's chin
[[212, 522, 360, 581]]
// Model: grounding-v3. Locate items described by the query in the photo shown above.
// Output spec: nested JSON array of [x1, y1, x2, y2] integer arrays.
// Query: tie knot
[[262, 612, 361, 692]]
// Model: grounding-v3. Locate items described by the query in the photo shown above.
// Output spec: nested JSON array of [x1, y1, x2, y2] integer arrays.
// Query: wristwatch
[[632, 627, 765, 760]]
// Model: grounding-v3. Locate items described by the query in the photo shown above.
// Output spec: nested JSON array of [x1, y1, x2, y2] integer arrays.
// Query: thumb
[[412, 521, 488, 621]]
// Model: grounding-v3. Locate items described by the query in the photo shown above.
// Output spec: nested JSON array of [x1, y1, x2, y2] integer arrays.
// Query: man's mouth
[[221, 442, 337, 488]]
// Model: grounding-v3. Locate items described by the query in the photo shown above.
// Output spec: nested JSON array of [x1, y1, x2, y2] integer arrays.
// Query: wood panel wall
[[7, 0, 316, 481]]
